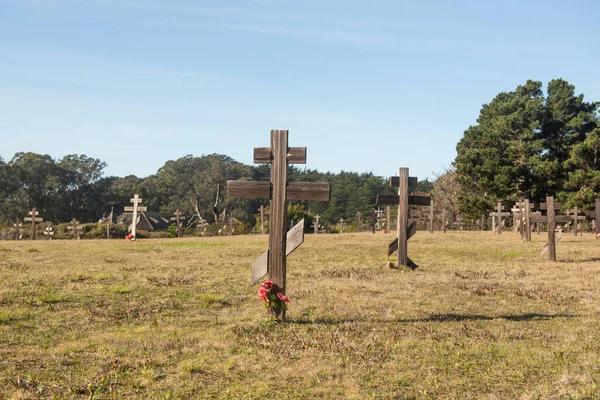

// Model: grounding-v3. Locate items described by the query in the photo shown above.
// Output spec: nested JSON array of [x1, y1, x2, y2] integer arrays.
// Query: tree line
[[1, 78, 597, 230]]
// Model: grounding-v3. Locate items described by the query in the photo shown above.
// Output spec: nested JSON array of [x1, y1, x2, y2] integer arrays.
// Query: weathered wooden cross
[[376, 167, 430, 268], [24, 208, 43, 240], [429, 200, 434, 233], [12, 221, 23, 240], [43, 225, 54, 240], [338, 218, 346, 233], [567, 207, 586, 236], [124, 194, 147, 238], [386, 206, 391, 232], [442, 208, 447, 233], [67, 219, 83, 240], [370, 209, 376, 234], [257, 205, 268, 235], [355, 211, 362, 231], [530, 196, 571, 261], [226, 130, 330, 321], [490, 201, 510, 234], [311, 214, 321, 234], [171, 210, 186, 238]]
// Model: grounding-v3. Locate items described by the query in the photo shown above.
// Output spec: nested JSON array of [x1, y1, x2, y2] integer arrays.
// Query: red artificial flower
[[277, 293, 291, 303], [258, 288, 268, 298], [261, 281, 273, 289]]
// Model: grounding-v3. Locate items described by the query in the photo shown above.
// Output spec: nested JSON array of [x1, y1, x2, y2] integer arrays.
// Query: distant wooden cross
[[428, 200, 434, 233], [12, 220, 23, 240], [67, 219, 83, 240], [386, 206, 391, 232], [312, 214, 321, 234], [584, 198, 600, 237], [171, 210, 186, 238], [338, 218, 346, 233], [24, 208, 43, 240], [567, 207, 585, 236], [490, 201, 510, 235], [43, 225, 54, 240], [376, 167, 430, 268], [124, 194, 147, 238], [442, 208, 447, 233], [226, 130, 330, 321], [199, 217, 209, 236], [531, 196, 571, 261], [257, 205, 268, 235]]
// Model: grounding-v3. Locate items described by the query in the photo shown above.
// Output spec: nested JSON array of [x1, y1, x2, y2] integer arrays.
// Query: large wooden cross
[[376, 167, 430, 268], [584, 198, 600, 236], [226, 130, 330, 321], [489, 201, 510, 235], [124, 194, 147, 238], [530, 196, 571, 261], [24, 208, 43, 240], [171, 210, 186, 238]]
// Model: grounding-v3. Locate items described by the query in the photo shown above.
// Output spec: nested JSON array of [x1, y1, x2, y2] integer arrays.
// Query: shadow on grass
[[557, 257, 600, 263], [290, 313, 576, 325]]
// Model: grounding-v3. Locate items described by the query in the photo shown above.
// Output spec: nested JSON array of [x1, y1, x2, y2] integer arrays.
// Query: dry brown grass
[[1, 231, 599, 399]]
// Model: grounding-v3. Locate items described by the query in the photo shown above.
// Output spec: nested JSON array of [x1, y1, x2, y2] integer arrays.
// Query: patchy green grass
[[0, 232, 599, 399]]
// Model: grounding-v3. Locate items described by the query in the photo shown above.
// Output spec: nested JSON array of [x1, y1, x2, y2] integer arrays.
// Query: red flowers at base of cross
[[258, 280, 290, 314]]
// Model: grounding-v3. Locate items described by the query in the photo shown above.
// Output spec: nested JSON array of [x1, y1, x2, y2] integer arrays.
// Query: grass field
[[1, 230, 599, 399]]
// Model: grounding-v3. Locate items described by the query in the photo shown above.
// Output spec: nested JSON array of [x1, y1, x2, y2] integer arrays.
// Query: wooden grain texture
[[251, 250, 269, 285], [524, 199, 531, 241], [254, 147, 307, 164], [287, 182, 330, 201], [442, 208, 447, 234], [540, 202, 561, 210], [389, 176, 418, 188], [547, 196, 556, 261], [397, 168, 409, 267], [226, 181, 271, 199], [376, 194, 430, 206], [285, 219, 304, 256], [269, 130, 288, 321]]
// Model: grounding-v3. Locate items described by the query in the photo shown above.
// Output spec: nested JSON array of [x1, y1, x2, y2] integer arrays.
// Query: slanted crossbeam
[[171, 210, 186, 238], [376, 168, 430, 268], [227, 130, 330, 321]]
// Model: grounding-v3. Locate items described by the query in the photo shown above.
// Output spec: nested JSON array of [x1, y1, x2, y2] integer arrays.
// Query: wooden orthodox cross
[[530, 196, 571, 261], [490, 201, 510, 235], [567, 207, 585, 236], [312, 214, 321, 234], [338, 218, 346, 233], [67, 219, 83, 240], [584, 198, 600, 236], [171, 210, 186, 238], [226, 130, 330, 321], [124, 194, 147, 238], [12, 220, 22, 240], [429, 200, 434, 233], [24, 208, 43, 240], [376, 168, 430, 268], [43, 226, 54, 240]]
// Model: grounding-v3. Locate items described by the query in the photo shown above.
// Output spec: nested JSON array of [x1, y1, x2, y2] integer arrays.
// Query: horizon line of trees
[[1, 78, 598, 230]]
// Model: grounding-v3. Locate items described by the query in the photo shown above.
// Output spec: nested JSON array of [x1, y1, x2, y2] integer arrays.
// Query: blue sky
[[1, 0, 599, 180]]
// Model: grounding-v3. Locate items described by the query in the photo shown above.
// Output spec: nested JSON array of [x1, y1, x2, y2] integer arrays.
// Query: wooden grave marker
[[171, 210, 186, 238], [12, 220, 23, 240], [442, 208, 447, 233], [338, 218, 346, 233], [67, 219, 83, 240], [43, 225, 54, 240], [429, 200, 434, 233], [356, 211, 362, 232], [311, 214, 321, 234], [386, 206, 391, 233], [376, 168, 430, 268], [124, 194, 147, 238], [257, 205, 269, 235], [23, 208, 43, 240], [490, 201, 511, 235], [530, 196, 571, 261], [567, 207, 586, 236], [226, 130, 330, 321], [370, 209, 376, 233]]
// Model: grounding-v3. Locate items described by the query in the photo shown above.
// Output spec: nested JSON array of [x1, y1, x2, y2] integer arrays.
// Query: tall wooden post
[[442, 208, 447, 233], [429, 200, 434, 233], [125, 194, 147, 238], [547, 196, 556, 261], [396, 168, 409, 266], [356, 212, 362, 232], [312, 214, 320, 234], [524, 199, 531, 242], [371, 209, 376, 234], [339, 218, 345, 233], [259, 205, 266, 235], [386, 206, 391, 232]]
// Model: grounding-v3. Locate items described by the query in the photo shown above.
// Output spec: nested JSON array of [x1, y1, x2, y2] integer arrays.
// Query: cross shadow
[[558, 257, 600, 263], [289, 313, 576, 325]]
